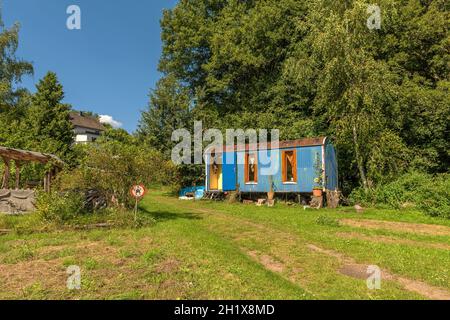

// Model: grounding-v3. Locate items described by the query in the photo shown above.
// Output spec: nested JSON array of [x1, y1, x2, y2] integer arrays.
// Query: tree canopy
[[139, 0, 449, 192]]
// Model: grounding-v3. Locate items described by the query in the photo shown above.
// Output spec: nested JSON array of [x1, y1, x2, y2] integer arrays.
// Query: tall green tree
[[0, 17, 33, 112], [138, 74, 191, 156], [28, 72, 74, 162], [0, 14, 33, 147]]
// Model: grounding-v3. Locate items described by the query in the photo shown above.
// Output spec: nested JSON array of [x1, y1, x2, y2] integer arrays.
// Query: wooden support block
[[310, 196, 323, 209], [326, 190, 341, 209], [256, 199, 266, 207]]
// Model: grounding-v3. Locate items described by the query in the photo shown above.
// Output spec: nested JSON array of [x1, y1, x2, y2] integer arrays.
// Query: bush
[[57, 141, 176, 209], [36, 190, 85, 223], [35, 189, 155, 228], [349, 171, 450, 218]]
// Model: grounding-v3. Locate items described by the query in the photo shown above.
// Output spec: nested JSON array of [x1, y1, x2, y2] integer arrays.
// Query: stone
[[11, 190, 34, 199], [354, 204, 364, 214], [0, 189, 11, 199], [0, 189, 35, 214]]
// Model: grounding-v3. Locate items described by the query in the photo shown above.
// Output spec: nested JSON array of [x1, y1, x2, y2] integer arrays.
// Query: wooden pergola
[[0, 146, 64, 192]]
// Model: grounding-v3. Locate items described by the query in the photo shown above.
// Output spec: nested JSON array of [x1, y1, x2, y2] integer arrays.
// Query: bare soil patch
[[341, 219, 450, 236], [154, 258, 180, 274], [0, 259, 66, 294], [0, 239, 146, 297], [247, 250, 285, 273], [338, 264, 370, 280]]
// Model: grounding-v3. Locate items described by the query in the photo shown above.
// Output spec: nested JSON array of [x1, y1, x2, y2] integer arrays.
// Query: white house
[[69, 111, 106, 144]]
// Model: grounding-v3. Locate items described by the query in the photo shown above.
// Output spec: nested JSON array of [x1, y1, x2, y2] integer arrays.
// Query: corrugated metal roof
[[207, 137, 328, 153], [69, 112, 106, 131]]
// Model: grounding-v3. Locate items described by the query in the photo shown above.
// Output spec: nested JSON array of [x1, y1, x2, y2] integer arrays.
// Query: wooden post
[[44, 172, 52, 193], [2, 157, 10, 189], [48, 171, 52, 193], [44, 172, 51, 193], [1, 166, 4, 189], [14, 160, 21, 190]]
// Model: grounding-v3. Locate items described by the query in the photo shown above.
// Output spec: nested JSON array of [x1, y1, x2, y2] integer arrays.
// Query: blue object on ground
[[179, 186, 205, 200]]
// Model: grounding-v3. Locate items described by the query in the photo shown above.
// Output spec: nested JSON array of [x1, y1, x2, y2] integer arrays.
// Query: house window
[[282, 150, 297, 183], [245, 152, 258, 183]]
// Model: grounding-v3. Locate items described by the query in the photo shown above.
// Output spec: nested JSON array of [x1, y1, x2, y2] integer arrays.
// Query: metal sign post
[[134, 197, 138, 221]]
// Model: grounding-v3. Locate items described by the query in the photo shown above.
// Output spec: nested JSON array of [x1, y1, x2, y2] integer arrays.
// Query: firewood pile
[[84, 189, 108, 211]]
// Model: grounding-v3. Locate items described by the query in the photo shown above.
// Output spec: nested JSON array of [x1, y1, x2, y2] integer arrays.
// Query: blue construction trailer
[[205, 137, 338, 194]]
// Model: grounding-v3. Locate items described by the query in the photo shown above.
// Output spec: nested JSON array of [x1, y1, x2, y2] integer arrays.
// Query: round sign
[[130, 184, 147, 199]]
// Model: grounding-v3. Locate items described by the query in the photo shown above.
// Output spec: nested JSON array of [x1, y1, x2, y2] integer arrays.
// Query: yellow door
[[218, 169, 223, 190], [209, 164, 222, 190]]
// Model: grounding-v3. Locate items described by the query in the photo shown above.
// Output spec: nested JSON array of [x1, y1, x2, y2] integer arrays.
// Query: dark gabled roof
[[206, 137, 328, 154], [69, 112, 106, 131]]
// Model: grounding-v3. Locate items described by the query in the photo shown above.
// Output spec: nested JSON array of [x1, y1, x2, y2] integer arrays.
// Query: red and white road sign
[[130, 184, 147, 199]]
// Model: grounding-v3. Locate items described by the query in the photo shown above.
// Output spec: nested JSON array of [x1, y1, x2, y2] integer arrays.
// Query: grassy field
[[0, 190, 449, 300]]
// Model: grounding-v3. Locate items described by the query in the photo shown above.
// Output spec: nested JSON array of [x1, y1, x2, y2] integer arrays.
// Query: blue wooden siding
[[222, 152, 237, 191], [325, 143, 338, 190], [236, 146, 323, 193], [297, 146, 322, 192], [205, 141, 338, 193]]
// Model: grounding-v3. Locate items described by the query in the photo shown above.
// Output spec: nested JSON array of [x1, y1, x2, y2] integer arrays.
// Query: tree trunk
[[352, 124, 369, 191]]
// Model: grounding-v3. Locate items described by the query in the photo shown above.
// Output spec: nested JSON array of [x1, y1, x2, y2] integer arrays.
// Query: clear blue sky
[[2, 0, 178, 132]]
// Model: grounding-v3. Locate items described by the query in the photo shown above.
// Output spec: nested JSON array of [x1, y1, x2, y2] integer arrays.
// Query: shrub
[[349, 171, 450, 218], [36, 190, 155, 228], [57, 141, 176, 209], [35, 190, 85, 223]]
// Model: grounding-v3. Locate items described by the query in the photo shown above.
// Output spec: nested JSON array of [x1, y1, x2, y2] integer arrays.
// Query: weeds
[[316, 215, 341, 227]]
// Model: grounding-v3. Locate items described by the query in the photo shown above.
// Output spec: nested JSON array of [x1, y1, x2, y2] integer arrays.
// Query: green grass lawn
[[0, 189, 449, 300]]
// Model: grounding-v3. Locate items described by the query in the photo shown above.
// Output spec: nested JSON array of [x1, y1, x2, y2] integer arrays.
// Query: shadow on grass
[[139, 207, 203, 223]]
